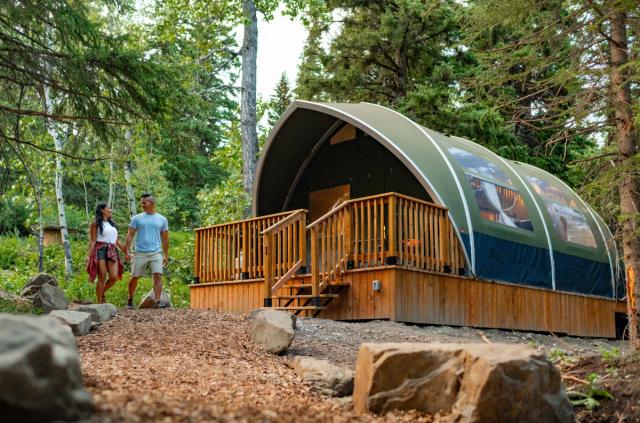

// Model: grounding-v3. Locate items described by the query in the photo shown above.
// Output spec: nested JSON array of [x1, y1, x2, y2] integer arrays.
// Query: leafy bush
[[0, 231, 194, 308]]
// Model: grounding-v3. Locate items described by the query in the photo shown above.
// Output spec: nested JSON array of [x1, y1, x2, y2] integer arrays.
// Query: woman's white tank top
[[96, 221, 118, 244]]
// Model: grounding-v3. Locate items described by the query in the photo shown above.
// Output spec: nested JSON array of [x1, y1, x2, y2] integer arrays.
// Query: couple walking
[[86, 193, 169, 308]]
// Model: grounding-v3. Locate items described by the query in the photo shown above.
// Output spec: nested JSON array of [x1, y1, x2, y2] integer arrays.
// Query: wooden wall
[[190, 279, 263, 313], [189, 267, 621, 338]]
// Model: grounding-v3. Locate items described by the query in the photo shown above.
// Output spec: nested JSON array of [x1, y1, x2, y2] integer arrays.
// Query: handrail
[[260, 209, 306, 235], [306, 192, 448, 229], [307, 193, 466, 299], [195, 210, 294, 232], [262, 209, 307, 305], [194, 211, 298, 283]]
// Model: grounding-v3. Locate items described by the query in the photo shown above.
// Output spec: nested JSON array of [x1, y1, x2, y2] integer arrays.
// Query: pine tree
[[267, 73, 293, 127]]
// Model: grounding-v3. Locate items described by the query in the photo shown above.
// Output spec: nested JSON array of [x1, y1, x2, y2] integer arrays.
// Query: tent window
[[467, 175, 533, 231], [526, 176, 596, 247], [448, 147, 512, 186]]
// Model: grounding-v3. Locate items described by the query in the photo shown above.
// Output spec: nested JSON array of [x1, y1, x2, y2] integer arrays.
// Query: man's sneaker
[[125, 298, 134, 309], [154, 300, 169, 309]]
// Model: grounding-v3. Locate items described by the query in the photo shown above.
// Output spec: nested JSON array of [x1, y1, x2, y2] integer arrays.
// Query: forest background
[[0, 1, 638, 324]]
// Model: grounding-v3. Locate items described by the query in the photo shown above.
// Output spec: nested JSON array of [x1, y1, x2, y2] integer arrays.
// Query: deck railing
[[194, 211, 298, 282], [262, 209, 307, 305], [307, 193, 467, 298], [194, 193, 467, 295]]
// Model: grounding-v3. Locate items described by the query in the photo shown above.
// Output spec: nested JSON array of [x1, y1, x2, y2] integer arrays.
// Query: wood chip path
[[78, 309, 432, 422]]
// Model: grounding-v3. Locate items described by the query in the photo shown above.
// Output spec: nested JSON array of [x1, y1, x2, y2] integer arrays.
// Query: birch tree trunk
[[123, 130, 137, 219], [42, 83, 73, 276], [240, 0, 258, 207], [609, 9, 640, 348]]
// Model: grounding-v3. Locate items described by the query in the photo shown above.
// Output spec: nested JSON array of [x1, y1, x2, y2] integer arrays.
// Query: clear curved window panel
[[525, 176, 597, 247], [466, 175, 533, 231], [525, 176, 577, 208], [447, 147, 513, 186], [544, 202, 597, 247]]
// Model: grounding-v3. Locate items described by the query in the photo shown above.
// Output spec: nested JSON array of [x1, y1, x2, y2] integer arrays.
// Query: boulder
[[20, 273, 57, 298], [353, 343, 573, 423], [70, 303, 117, 323], [249, 308, 295, 354], [289, 356, 353, 397], [33, 283, 68, 313], [50, 310, 93, 336], [138, 289, 171, 309], [250, 307, 297, 329], [0, 313, 93, 421]]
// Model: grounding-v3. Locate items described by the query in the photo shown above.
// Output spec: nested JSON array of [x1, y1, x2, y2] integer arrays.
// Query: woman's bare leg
[[103, 260, 118, 302], [96, 260, 107, 304]]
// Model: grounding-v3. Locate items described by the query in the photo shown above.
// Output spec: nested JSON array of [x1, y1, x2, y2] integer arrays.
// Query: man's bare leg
[[127, 276, 140, 308], [152, 273, 162, 305]]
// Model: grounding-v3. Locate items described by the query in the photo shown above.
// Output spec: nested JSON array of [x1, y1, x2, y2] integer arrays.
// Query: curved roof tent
[[254, 101, 621, 298]]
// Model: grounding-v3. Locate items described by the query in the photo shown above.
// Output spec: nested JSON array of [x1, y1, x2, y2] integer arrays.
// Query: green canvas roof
[[254, 101, 618, 297]]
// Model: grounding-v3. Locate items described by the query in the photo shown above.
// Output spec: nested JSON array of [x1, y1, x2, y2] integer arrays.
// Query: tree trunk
[[42, 84, 73, 276], [123, 130, 137, 219], [609, 10, 640, 348], [240, 0, 258, 210], [108, 143, 116, 209], [80, 167, 90, 222]]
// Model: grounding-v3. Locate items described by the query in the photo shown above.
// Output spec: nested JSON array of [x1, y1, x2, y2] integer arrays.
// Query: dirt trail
[[78, 309, 430, 422], [78, 308, 629, 422]]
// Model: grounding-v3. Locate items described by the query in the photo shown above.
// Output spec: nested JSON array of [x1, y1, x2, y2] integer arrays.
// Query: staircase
[[271, 276, 350, 317]]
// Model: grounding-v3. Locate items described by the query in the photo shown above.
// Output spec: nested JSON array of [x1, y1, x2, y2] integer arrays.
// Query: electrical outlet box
[[372, 279, 381, 291]]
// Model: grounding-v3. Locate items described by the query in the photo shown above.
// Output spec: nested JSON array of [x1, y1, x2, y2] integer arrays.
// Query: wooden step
[[281, 284, 312, 289], [273, 306, 324, 311], [273, 294, 339, 299]]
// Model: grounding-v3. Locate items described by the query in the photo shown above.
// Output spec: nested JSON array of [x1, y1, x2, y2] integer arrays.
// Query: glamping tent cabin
[[191, 101, 626, 337]]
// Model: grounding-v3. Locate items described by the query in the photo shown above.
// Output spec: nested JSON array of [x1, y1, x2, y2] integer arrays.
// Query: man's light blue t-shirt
[[130, 212, 168, 252]]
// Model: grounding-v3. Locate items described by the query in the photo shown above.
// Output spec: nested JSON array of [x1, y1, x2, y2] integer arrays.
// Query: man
[[124, 193, 169, 308]]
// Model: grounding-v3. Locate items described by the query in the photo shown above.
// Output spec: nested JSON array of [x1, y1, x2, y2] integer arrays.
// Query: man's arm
[[161, 230, 169, 266], [124, 227, 136, 261]]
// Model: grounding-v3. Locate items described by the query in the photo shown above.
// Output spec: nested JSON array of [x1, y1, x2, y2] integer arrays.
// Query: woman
[[86, 204, 124, 303]]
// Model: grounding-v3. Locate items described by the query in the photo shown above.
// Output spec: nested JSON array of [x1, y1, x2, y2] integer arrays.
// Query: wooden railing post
[[263, 231, 273, 307], [241, 221, 248, 279], [300, 213, 307, 272], [344, 205, 352, 265], [194, 230, 201, 283], [310, 226, 320, 304], [388, 194, 396, 262]]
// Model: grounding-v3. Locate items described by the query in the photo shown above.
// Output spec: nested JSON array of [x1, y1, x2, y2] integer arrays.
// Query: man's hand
[[124, 249, 131, 262], [162, 255, 169, 267]]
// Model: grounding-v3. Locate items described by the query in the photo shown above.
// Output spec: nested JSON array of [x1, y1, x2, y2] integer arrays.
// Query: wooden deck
[[191, 192, 624, 338], [190, 266, 624, 338]]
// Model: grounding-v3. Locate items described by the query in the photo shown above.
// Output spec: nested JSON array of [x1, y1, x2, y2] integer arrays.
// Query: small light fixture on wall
[[372, 279, 381, 292]]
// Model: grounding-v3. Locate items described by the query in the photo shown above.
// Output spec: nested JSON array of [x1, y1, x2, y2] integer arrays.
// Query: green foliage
[[600, 346, 621, 364], [267, 73, 293, 127], [547, 348, 577, 366], [567, 373, 614, 411], [0, 297, 39, 314], [0, 233, 194, 308]]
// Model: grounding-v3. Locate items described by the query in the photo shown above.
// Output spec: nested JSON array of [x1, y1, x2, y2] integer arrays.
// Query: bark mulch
[[77, 309, 432, 422]]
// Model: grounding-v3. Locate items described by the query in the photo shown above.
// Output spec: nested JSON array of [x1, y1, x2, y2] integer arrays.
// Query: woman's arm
[[87, 222, 97, 259], [116, 239, 125, 252]]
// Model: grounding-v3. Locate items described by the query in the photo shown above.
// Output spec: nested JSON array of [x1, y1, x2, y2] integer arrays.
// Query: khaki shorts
[[131, 251, 163, 277]]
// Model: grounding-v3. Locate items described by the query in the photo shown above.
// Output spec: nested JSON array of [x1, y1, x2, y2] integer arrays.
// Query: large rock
[[33, 283, 68, 313], [138, 289, 172, 309], [249, 308, 295, 354], [0, 313, 93, 421], [20, 273, 57, 298], [50, 310, 93, 336], [289, 356, 353, 397], [353, 343, 573, 423], [70, 303, 117, 323]]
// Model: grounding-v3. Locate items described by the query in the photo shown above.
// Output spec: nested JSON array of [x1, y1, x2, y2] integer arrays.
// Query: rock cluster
[[0, 313, 93, 421], [353, 342, 574, 423], [21, 273, 68, 313], [249, 308, 295, 354]]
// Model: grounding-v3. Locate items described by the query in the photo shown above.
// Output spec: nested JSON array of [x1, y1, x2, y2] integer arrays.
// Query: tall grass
[[0, 232, 194, 308]]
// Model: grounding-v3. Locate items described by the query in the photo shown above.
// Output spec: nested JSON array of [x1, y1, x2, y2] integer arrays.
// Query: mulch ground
[[77, 309, 432, 422], [566, 355, 640, 422]]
